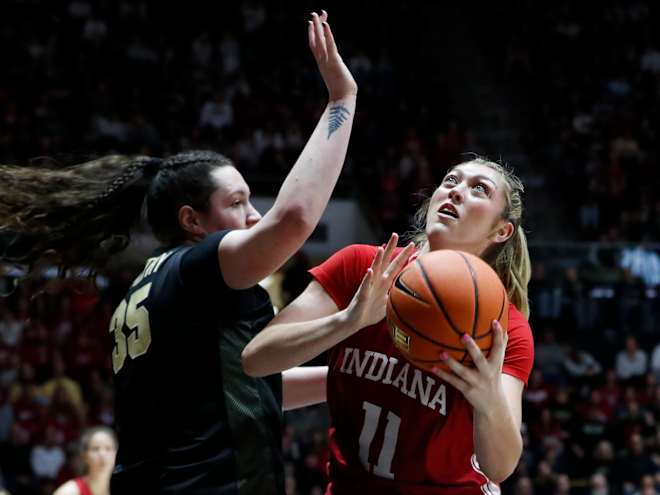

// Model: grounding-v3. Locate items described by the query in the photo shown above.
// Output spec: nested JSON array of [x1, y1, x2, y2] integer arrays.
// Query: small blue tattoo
[[327, 105, 351, 139]]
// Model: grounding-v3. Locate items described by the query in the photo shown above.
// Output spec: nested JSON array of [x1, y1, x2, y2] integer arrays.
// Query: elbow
[[241, 344, 264, 378], [484, 464, 517, 485], [276, 201, 315, 240], [480, 438, 522, 484]]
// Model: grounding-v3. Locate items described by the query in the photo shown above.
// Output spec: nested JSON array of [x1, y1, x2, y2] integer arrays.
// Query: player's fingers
[[431, 366, 468, 394], [371, 246, 385, 278], [460, 333, 489, 374], [308, 20, 316, 53], [384, 242, 414, 281], [356, 268, 374, 300], [320, 9, 328, 22], [311, 12, 327, 61], [441, 352, 479, 386], [489, 320, 507, 366], [383, 232, 399, 263], [322, 20, 337, 54]]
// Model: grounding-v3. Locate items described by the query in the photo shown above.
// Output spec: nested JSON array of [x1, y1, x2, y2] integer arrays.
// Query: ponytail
[[0, 155, 160, 273], [491, 226, 531, 318], [0, 150, 233, 279]]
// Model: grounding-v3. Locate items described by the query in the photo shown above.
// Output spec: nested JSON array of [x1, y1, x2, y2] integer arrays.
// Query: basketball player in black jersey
[[0, 11, 355, 493]]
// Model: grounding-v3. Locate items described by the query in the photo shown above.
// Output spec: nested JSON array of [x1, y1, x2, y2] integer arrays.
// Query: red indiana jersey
[[310, 244, 535, 495]]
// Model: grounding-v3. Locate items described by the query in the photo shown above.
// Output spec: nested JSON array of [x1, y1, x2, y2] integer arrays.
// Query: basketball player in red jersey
[[53, 427, 117, 495], [243, 157, 534, 494]]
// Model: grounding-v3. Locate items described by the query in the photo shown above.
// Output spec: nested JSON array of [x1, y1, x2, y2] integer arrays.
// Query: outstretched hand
[[431, 320, 509, 414], [308, 10, 358, 101], [345, 233, 415, 332]]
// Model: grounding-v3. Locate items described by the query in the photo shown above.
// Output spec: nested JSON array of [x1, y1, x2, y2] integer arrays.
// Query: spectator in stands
[[564, 347, 602, 386], [30, 425, 66, 483], [590, 472, 610, 495], [536, 330, 567, 383], [40, 353, 83, 411], [650, 342, 660, 380], [616, 336, 648, 383]]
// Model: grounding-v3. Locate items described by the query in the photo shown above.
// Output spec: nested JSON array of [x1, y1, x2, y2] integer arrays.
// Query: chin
[[425, 229, 451, 250]]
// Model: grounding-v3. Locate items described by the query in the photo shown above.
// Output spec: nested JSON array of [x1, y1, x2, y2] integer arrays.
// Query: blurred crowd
[[0, 0, 659, 494], [496, 1, 660, 243]]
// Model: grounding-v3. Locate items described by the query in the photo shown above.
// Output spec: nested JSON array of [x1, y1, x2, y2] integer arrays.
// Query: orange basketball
[[386, 250, 509, 372]]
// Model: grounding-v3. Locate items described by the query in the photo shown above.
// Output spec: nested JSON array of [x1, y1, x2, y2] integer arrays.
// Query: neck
[[85, 471, 111, 495]]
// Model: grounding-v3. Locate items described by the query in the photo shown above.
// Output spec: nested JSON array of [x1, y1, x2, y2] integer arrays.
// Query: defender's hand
[[308, 10, 358, 101]]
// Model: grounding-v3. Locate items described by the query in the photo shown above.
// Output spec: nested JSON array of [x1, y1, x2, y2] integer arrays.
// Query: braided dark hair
[[0, 150, 232, 276]]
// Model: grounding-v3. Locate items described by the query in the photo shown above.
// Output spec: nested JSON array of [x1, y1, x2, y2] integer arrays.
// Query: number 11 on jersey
[[358, 401, 401, 479]]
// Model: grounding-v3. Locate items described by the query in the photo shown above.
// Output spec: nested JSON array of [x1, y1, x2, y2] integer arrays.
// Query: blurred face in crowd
[[590, 473, 609, 495], [84, 431, 117, 476], [425, 162, 513, 256]]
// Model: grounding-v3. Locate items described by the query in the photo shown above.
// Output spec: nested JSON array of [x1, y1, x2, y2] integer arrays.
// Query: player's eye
[[474, 183, 489, 194]]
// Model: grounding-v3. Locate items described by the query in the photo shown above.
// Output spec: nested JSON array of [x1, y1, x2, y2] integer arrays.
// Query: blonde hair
[[406, 156, 532, 317]]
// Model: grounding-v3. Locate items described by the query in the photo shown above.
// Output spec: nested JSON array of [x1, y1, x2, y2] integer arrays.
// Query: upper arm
[[218, 209, 308, 290], [269, 280, 340, 325], [53, 481, 79, 495], [501, 374, 524, 429]]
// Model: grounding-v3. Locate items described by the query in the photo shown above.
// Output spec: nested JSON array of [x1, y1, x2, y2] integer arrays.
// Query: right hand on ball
[[308, 11, 358, 101], [345, 233, 415, 332]]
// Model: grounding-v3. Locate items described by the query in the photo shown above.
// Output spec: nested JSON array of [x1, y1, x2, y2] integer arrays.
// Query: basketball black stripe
[[457, 251, 479, 338], [390, 299, 469, 352], [416, 256, 464, 337]]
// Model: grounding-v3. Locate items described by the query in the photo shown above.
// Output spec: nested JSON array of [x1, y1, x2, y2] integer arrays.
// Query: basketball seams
[[456, 252, 479, 338], [393, 273, 431, 306], [416, 257, 465, 337], [389, 299, 466, 351]]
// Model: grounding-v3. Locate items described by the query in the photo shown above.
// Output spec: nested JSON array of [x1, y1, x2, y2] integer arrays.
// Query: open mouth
[[437, 203, 459, 219]]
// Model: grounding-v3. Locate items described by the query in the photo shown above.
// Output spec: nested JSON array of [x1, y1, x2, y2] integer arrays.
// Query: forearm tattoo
[[327, 104, 351, 139]]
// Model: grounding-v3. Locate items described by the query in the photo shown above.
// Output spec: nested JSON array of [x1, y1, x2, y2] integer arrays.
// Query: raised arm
[[219, 11, 358, 289], [242, 235, 415, 376]]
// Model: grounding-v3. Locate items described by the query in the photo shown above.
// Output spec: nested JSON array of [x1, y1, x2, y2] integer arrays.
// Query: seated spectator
[[650, 342, 660, 381], [525, 369, 556, 413], [40, 353, 83, 410], [612, 433, 656, 492], [564, 347, 602, 385], [0, 306, 24, 348], [616, 336, 648, 384], [590, 472, 610, 495], [30, 425, 66, 483], [536, 330, 568, 383], [514, 476, 534, 495], [588, 440, 616, 482], [597, 369, 622, 410]]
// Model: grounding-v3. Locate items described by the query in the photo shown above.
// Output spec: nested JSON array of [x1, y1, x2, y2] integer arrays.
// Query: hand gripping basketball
[[345, 233, 415, 332], [430, 320, 510, 415]]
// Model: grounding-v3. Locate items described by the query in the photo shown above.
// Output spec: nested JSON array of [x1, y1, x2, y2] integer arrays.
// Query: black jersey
[[110, 230, 284, 494]]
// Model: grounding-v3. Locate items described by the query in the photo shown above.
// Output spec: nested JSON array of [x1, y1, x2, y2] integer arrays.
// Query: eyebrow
[[228, 188, 250, 197], [447, 169, 497, 187]]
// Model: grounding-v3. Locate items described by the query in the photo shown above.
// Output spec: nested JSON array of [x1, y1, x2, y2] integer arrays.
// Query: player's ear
[[178, 205, 206, 238], [492, 220, 514, 245]]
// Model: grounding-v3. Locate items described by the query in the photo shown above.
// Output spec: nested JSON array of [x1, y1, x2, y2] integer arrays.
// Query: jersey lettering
[[339, 347, 447, 415]]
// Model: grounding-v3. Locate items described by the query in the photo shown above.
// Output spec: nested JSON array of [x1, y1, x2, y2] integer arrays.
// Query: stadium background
[[0, 1, 659, 493]]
